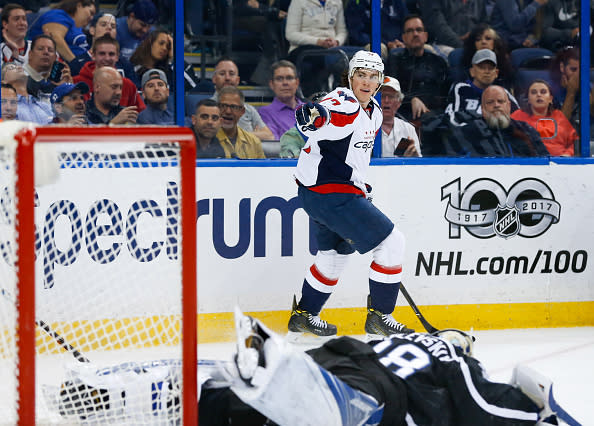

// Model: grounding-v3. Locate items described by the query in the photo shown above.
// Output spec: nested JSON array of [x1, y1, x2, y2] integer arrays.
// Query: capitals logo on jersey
[[295, 87, 382, 191]]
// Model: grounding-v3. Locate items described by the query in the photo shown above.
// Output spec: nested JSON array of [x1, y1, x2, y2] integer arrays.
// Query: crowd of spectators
[[0, 0, 592, 159]]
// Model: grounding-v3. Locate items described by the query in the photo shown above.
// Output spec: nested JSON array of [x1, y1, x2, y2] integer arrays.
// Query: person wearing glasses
[[211, 57, 275, 141], [1, 83, 18, 120], [386, 15, 449, 122], [215, 86, 266, 159], [258, 60, 305, 140]]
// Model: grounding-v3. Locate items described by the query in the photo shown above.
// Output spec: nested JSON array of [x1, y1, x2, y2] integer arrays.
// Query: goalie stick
[[399, 282, 440, 334], [0, 288, 90, 363]]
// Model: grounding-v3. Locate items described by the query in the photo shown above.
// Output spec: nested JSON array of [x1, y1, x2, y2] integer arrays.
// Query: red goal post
[[1, 124, 197, 425]]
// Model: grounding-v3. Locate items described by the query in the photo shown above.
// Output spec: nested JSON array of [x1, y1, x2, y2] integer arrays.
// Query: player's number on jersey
[[376, 342, 431, 379]]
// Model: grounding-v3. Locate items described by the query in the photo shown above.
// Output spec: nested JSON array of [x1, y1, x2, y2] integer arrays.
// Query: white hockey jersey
[[294, 87, 382, 193]]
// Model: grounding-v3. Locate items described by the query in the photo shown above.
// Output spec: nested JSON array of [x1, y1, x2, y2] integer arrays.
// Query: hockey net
[[0, 123, 197, 425]]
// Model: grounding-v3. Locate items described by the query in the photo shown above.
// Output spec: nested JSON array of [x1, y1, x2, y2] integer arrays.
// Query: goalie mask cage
[[0, 124, 197, 425]]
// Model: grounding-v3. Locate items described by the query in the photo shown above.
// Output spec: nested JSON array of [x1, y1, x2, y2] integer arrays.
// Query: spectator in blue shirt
[[115, 0, 158, 60], [137, 68, 174, 125], [28, 0, 96, 64], [2, 62, 53, 124]]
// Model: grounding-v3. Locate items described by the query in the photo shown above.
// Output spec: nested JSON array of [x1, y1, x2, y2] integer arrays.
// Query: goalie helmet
[[436, 329, 475, 356], [348, 50, 384, 83]]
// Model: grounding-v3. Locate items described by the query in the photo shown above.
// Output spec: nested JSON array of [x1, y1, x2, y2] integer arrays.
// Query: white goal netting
[[0, 123, 196, 425]]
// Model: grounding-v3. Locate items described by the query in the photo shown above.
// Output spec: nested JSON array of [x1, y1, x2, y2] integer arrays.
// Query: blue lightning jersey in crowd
[[295, 87, 382, 194]]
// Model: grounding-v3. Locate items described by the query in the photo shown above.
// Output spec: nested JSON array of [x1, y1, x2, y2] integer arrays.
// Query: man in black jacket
[[422, 85, 550, 157], [386, 15, 449, 121]]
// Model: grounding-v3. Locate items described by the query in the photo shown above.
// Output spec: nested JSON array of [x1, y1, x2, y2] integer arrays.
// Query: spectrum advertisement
[[14, 163, 594, 316]]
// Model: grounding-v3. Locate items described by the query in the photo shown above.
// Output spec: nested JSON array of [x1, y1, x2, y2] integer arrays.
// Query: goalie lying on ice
[[48, 312, 579, 426]]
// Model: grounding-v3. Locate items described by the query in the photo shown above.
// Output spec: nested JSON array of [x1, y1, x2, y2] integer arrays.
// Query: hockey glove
[[296, 102, 329, 132]]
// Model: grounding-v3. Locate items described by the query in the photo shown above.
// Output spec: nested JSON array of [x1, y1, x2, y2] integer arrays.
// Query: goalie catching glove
[[296, 102, 329, 132]]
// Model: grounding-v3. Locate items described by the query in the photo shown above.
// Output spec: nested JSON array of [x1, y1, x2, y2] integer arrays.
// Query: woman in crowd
[[511, 79, 578, 156], [28, 0, 95, 63], [461, 23, 513, 89], [130, 29, 199, 92]]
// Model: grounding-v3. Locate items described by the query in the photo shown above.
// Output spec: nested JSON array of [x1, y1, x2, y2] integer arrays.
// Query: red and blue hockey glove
[[295, 102, 328, 132]]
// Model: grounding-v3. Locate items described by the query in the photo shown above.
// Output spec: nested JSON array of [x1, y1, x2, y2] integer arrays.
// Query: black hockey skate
[[365, 295, 414, 338], [287, 295, 337, 337]]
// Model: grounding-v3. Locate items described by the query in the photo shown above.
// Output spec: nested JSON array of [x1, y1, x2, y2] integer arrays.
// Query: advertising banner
[[19, 162, 593, 333]]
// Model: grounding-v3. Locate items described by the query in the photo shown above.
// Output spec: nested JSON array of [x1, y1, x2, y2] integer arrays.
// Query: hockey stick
[[399, 283, 440, 334], [36, 318, 90, 363], [0, 288, 90, 363]]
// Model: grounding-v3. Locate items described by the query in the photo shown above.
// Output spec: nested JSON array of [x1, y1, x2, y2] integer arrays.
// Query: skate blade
[[286, 331, 335, 345], [364, 333, 388, 343]]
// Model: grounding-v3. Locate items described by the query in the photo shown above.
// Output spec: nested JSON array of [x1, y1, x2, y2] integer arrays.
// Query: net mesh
[[0, 124, 193, 424]]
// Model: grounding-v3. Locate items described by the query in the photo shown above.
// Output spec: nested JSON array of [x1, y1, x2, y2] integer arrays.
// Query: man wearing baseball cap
[[137, 68, 174, 125], [116, 0, 158, 60], [380, 76, 421, 157], [445, 49, 518, 124], [50, 82, 89, 124]]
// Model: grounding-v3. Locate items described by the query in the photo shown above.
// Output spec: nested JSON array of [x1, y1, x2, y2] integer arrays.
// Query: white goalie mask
[[348, 50, 384, 95], [435, 329, 475, 356]]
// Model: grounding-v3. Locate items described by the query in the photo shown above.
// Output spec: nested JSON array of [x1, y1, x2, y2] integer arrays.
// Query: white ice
[[13, 327, 592, 424], [199, 327, 594, 426]]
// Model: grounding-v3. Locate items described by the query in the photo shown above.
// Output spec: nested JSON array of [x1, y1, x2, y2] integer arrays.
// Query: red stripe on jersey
[[370, 262, 402, 275], [310, 264, 338, 286], [329, 110, 358, 127], [307, 183, 365, 196]]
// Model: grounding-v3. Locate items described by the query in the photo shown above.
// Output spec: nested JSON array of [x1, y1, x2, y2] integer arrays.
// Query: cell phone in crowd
[[49, 61, 65, 83], [393, 138, 413, 156]]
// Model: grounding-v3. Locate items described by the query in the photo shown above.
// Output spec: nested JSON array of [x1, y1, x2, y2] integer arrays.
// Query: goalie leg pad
[[57, 360, 182, 422], [231, 316, 382, 426], [512, 365, 582, 426]]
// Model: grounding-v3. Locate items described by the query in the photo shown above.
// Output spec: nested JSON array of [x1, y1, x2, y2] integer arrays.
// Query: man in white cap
[[445, 49, 518, 124], [137, 68, 173, 125], [380, 76, 421, 157]]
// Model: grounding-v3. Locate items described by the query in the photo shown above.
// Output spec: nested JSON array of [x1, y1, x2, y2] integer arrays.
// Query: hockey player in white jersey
[[289, 50, 413, 338]]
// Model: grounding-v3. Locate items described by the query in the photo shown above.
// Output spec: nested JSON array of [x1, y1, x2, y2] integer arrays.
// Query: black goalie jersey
[[308, 334, 540, 426]]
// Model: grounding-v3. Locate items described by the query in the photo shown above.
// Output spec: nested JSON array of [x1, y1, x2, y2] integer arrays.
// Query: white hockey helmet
[[436, 329, 475, 356], [348, 50, 384, 83]]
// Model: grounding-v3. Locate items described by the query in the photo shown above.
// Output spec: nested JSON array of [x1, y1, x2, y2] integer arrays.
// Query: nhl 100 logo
[[441, 177, 561, 239]]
